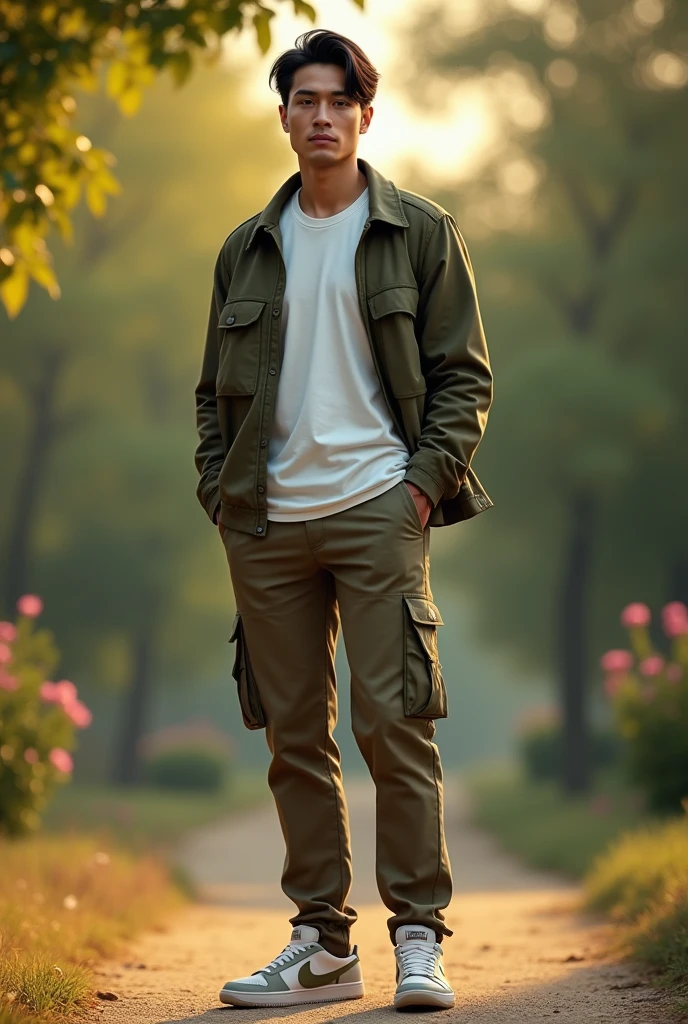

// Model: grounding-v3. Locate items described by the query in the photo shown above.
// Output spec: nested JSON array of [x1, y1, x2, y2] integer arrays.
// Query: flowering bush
[[137, 719, 234, 793], [0, 594, 92, 837], [600, 601, 688, 812]]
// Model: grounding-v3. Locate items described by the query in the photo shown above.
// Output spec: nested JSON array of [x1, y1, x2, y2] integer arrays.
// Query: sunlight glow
[[225, 0, 495, 184]]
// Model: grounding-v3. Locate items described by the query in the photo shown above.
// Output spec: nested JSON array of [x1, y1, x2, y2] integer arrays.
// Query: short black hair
[[269, 29, 380, 108]]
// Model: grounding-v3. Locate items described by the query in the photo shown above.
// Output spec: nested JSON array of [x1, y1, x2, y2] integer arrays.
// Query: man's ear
[[279, 103, 289, 133], [359, 104, 374, 134]]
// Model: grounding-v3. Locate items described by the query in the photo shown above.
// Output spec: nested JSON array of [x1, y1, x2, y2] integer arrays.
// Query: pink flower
[[600, 649, 633, 673], [662, 601, 688, 638], [604, 672, 625, 698], [16, 594, 43, 618], [64, 699, 92, 728], [48, 748, 73, 774], [0, 643, 12, 664], [55, 679, 77, 703], [667, 663, 684, 684], [40, 681, 61, 703], [621, 602, 651, 628], [639, 655, 664, 677], [0, 622, 16, 643], [24, 748, 39, 764], [0, 673, 18, 692]]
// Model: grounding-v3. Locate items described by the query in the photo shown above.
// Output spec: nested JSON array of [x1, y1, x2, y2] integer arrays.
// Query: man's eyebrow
[[292, 88, 350, 97]]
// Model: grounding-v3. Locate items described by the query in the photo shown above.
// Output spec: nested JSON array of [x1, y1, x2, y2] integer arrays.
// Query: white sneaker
[[393, 925, 455, 1010], [219, 925, 364, 1007]]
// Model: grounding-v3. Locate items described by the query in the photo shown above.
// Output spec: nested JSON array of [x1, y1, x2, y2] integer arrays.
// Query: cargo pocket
[[402, 595, 448, 719], [228, 612, 266, 730]]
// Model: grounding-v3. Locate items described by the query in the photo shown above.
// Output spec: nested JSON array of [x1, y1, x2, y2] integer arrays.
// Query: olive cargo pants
[[220, 478, 453, 955]]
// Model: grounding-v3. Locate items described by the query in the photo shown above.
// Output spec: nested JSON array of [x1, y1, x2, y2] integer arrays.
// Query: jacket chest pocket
[[368, 286, 426, 400], [402, 595, 448, 719], [216, 298, 266, 396]]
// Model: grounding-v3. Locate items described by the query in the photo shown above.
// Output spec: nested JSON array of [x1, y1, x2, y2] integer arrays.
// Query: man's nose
[[312, 103, 332, 126]]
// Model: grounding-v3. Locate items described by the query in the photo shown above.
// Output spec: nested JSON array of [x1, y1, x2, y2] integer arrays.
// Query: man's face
[[279, 63, 373, 165]]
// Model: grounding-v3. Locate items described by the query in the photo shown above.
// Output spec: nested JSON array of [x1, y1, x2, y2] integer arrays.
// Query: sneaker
[[219, 925, 364, 1007], [393, 925, 455, 1010]]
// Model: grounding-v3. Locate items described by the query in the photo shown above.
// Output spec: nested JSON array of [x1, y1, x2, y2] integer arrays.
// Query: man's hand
[[405, 481, 432, 529]]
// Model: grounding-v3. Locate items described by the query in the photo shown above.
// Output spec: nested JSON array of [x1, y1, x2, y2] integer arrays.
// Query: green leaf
[[253, 9, 275, 55], [166, 51, 193, 88], [292, 0, 317, 20]]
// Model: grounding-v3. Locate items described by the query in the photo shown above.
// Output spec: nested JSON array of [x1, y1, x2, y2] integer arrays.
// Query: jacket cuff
[[403, 464, 444, 508]]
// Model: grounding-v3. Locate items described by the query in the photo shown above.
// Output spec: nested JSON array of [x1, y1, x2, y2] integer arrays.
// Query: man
[[194, 28, 493, 1012]]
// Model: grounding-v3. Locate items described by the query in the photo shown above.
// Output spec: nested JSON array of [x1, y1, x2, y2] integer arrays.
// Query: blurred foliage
[[143, 746, 230, 791], [0, 0, 365, 317], [602, 603, 688, 812], [0, 605, 90, 838], [0, 63, 294, 779], [404, 0, 688, 692], [469, 765, 649, 878], [517, 710, 618, 782], [585, 815, 688, 1002]]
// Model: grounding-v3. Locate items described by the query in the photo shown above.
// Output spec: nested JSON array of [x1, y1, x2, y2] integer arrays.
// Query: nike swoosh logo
[[298, 957, 358, 989]]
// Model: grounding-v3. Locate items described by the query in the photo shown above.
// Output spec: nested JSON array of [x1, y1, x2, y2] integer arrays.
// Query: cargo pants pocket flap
[[402, 595, 448, 719], [404, 596, 444, 628], [228, 612, 266, 731]]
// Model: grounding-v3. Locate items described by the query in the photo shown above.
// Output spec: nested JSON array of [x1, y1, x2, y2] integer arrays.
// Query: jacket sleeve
[[403, 214, 493, 507], [194, 244, 230, 524]]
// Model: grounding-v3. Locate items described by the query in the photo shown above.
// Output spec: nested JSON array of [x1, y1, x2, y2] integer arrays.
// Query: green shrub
[[600, 601, 688, 812], [143, 746, 229, 792], [516, 707, 618, 782], [0, 596, 92, 838]]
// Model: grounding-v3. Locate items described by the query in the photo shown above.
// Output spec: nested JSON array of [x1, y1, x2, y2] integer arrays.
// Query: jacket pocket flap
[[218, 298, 266, 329], [403, 595, 444, 627], [368, 286, 418, 320], [228, 611, 241, 643]]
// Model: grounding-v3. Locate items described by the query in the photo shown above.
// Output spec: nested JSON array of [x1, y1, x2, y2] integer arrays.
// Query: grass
[[41, 769, 270, 853], [585, 818, 688, 1007], [0, 831, 183, 1022], [467, 765, 649, 878], [0, 770, 270, 1021]]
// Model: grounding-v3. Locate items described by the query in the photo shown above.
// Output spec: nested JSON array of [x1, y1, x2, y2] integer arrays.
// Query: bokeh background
[[1, 0, 686, 811]]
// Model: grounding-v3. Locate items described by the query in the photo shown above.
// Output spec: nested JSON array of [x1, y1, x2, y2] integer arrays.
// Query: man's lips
[[310, 134, 336, 142]]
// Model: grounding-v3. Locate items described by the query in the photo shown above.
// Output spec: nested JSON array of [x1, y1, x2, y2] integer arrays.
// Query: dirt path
[[91, 778, 674, 1022]]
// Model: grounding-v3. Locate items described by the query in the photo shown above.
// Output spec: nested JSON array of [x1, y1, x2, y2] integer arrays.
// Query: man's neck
[[296, 156, 367, 219]]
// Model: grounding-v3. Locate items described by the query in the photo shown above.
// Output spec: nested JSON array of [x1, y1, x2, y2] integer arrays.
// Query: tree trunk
[[558, 491, 595, 795], [112, 626, 155, 786], [3, 347, 66, 617]]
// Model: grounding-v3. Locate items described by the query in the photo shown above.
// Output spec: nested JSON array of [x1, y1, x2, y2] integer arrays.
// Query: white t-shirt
[[266, 186, 409, 522]]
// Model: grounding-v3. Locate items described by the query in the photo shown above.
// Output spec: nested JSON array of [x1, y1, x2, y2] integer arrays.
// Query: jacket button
[[269, 367, 276, 375], [225, 315, 235, 325], [260, 438, 268, 447], [256, 526, 264, 534], [272, 307, 280, 317], [257, 485, 265, 493]]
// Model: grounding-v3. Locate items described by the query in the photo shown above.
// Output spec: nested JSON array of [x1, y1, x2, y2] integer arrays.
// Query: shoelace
[[396, 942, 439, 978], [256, 942, 310, 975]]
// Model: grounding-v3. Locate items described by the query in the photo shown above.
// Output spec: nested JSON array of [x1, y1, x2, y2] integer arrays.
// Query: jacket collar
[[245, 158, 409, 250]]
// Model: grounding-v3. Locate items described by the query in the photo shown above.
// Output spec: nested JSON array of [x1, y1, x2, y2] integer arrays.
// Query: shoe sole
[[219, 980, 365, 1007], [394, 988, 455, 1010]]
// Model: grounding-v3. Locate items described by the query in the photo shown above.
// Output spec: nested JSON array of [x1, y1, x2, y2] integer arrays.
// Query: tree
[[403, 0, 688, 792], [1, 61, 294, 782], [0, 0, 364, 317]]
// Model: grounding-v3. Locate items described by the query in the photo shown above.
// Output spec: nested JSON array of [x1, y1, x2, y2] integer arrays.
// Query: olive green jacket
[[194, 159, 493, 536]]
